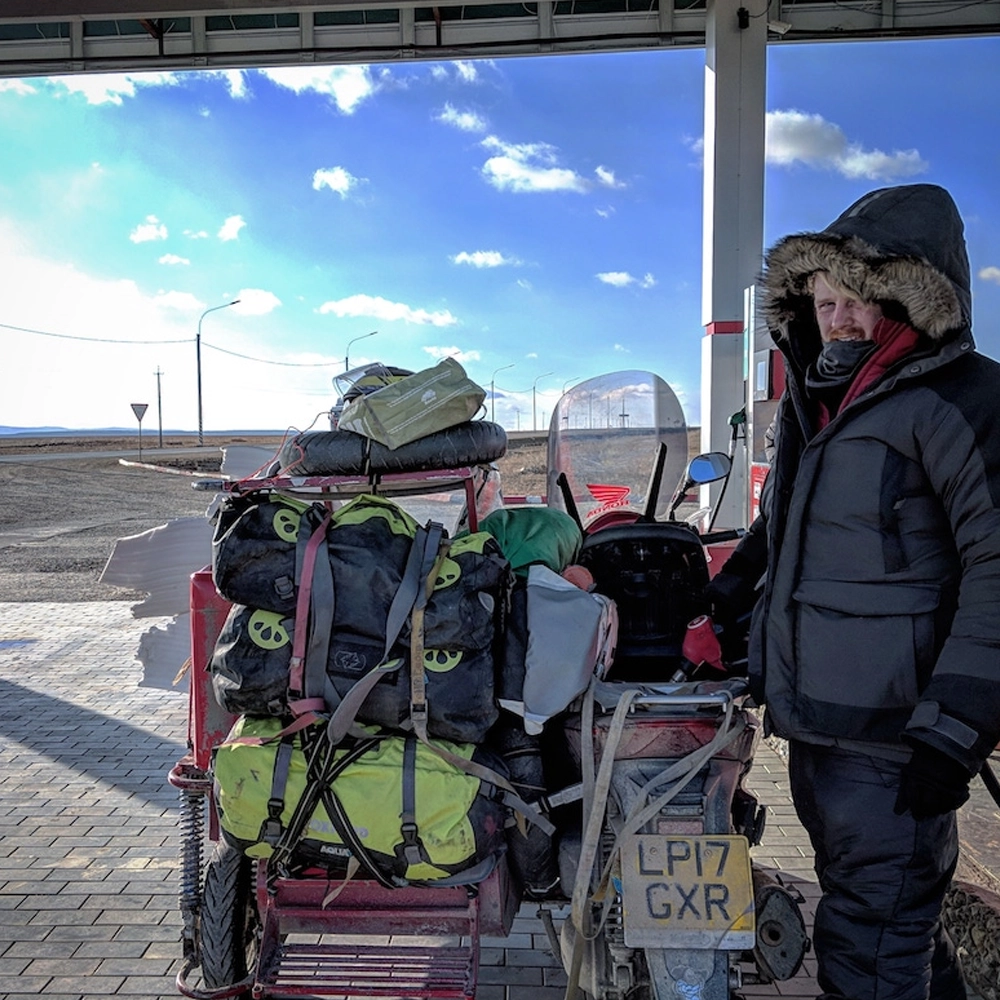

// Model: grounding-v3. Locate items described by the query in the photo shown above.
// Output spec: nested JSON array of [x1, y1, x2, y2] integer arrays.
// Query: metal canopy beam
[[1, 0, 999, 78]]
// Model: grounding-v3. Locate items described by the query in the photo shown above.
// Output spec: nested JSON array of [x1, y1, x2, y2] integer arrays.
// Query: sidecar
[[169, 420, 521, 1000]]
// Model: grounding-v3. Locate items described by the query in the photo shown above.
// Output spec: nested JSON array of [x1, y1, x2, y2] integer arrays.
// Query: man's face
[[812, 272, 883, 344]]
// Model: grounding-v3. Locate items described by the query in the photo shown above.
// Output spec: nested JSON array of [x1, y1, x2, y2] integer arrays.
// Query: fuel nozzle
[[671, 614, 727, 682]]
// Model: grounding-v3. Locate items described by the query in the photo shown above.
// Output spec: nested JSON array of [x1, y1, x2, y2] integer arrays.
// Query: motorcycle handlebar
[[700, 528, 745, 544]]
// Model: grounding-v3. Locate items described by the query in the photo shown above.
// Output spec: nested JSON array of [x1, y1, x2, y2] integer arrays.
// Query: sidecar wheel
[[200, 841, 258, 989]]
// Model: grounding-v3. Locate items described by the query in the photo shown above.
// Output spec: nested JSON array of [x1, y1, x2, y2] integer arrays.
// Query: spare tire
[[277, 421, 507, 475]]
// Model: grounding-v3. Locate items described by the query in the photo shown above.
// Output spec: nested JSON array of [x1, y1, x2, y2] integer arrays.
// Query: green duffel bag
[[213, 716, 511, 887]]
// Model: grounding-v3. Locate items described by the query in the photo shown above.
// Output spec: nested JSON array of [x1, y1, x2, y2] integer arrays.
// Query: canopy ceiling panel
[[1, 0, 998, 76]]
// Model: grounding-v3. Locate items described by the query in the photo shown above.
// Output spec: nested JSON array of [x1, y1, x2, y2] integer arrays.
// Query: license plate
[[619, 834, 755, 949]]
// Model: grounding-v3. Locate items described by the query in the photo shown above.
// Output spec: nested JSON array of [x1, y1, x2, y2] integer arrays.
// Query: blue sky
[[2, 36, 999, 434]]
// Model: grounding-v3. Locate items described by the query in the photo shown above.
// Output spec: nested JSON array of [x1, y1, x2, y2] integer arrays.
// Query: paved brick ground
[[0, 602, 985, 999]]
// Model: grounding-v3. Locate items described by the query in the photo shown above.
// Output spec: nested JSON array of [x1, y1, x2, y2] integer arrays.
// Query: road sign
[[131, 403, 149, 422]]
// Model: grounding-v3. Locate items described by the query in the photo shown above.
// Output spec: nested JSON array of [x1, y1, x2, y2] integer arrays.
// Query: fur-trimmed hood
[[763, 185, 972, 358]]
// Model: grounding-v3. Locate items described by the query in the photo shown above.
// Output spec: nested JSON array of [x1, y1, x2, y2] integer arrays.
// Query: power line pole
[[154, 367, 164, 449]]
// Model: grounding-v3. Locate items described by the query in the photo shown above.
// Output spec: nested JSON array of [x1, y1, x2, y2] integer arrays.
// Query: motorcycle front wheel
[[200, 840, 259, 989]]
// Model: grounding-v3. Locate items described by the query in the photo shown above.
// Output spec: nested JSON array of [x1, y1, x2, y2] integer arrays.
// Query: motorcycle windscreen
[[546, 371, 688, 523]]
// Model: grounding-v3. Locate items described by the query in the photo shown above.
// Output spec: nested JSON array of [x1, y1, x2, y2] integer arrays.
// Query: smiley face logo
[[272, 507, 301, 542], [247, 610, 290, 650], [424, 648, 462, 673], [433, 556, 461, 591]]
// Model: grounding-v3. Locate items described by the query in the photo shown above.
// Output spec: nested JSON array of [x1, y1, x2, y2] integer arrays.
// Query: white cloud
[[0, 79, 36, 96], [184, 229, 210, 239], [436, 103, 487, 133], [596, 271, 656, 289], [980, 266, 1000, 285], [220, 69, 247, 99], [218, 215, 246, 241], [526, 352, 538, 359], [423, 346, 482, 364], [451, 250, 519, 268], [46, 71, 180, 106], [260, 66, 378, 114], [480, 136, 588, 194], [154, 290, 206, 311], [232, 289, 281, 315], [319, 294, 458, 327], [614, 343, 630, 353], [158, 253, 190, 266], [130, 215, 168, 244], [517, 278, 533, 291], [453, 61, 480, 83], [766, 109, 928, 181], [312, 166, 363, 198], [595, 207, 615, 219], [595, 165, 625, 189]]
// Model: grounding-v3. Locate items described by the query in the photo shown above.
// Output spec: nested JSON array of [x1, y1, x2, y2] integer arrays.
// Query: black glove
[[894, 743, 971, 820]]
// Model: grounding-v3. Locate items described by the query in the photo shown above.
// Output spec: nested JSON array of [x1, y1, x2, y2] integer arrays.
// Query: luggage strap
[[326, 522, 446, 745], [287, 512, 333, 720], [266, 731, 385, 883]]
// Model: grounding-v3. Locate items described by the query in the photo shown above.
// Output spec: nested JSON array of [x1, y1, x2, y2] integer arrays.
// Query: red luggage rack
[[170, 464, 518, 1000], [216, 466, 486, 531]]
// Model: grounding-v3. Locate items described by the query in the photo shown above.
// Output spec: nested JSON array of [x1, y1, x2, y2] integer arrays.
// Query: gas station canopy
[[0, 0, 998, 76]]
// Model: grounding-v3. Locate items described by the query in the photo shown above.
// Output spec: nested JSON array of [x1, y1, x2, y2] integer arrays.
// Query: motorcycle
[[168, 368, 807, 1000], [540, 370, 809, 998]]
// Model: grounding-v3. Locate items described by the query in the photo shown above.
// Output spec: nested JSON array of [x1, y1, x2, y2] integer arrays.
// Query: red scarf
[[815, 319, 921, 427]]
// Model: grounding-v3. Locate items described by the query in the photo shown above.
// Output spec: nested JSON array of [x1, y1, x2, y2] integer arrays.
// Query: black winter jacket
[[738, 184, 1000, 774]]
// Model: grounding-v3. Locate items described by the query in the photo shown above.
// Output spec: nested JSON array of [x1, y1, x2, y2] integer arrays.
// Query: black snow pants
[[788, 741, 966, 1000]]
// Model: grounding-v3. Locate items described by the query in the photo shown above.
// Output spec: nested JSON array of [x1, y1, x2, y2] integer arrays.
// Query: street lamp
[[490, 363, 514, 424], [345, 330, 378, 371], [532, 371, 553, 431], [196, 299, 240, 446]]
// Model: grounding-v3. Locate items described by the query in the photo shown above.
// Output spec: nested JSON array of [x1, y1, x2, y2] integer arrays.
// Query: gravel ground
[[0, 433, 549, 603]]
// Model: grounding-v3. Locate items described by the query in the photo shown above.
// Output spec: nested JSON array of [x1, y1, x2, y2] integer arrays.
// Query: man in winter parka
[[710, 183, 1000, 998]]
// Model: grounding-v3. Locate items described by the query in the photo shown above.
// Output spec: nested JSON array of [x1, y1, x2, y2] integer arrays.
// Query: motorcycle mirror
[[667, 452, 732, 520], [687, 452, 732, 484]]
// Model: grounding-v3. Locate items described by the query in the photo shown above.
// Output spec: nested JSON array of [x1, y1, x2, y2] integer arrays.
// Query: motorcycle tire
[[277, 421, 507, 476], [200, 840, 258, 989]]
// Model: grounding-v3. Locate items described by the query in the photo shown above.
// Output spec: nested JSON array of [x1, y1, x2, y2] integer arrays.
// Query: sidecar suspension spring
[[178, 787, 206, 963]]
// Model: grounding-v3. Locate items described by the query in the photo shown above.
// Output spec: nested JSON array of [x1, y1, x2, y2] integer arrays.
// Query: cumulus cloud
[[0, 79, 36, 96], [158, 253, 190, 266], [232, 289, 281, 315], [980, 267, 1000, 285], [130, 215, 168, 243], [318, 294, 458, 327], [219, 70, 247, 99], [184, 229, 210, 239], [423, 346, 482, 364], [480, 136, 588, 194], [766, 109, 928, 181], [596, 271, 656, 289], [46, 71, 180, 106], [154, 290, 205, 311], [436, 103, 487, 133], [595, 165, 625, 189], [218, 215, 246, 241], [453, 61, 480, 83], [451, 250, 519, 268], [260, 66, 377, 114], [614, 343, 630, 353], [312, 166, 363, 198]]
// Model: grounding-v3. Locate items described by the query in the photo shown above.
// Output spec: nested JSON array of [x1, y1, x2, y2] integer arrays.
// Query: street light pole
[[345, 330, 378, 371], [490, 363, 515, 424], [196, 299, 239, 446], [532, 371, 554, 431]]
